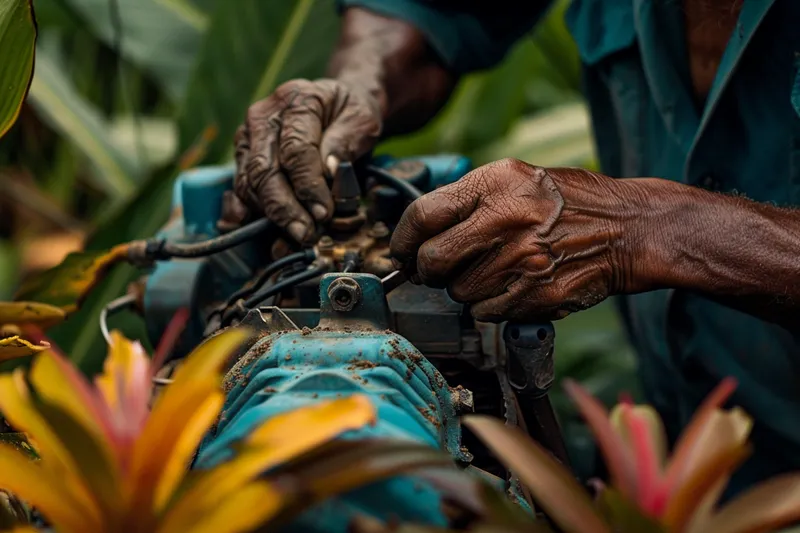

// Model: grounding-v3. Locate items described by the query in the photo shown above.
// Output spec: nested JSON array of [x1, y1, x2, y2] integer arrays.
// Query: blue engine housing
[[195, 274, 477, 532], [143, 154, 473, 358], [142, 154, 549, 531]]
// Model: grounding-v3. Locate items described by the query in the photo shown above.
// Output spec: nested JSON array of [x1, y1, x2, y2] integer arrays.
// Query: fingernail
[[310, 203, 328, 221], [326, 155, 340, 177], [287, 221, 308, 242]]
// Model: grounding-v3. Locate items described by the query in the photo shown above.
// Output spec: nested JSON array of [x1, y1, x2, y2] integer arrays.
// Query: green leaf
[[14, 245, 130, 313], [54, 0, 207, 101], [27, 44, 141, 199], [0, 0, 36, 138], [178, 0, 340, 164]]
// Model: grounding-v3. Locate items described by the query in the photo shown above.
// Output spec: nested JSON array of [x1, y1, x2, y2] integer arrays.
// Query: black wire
[[366, 165, 424, 201], [224, 249, 315, 305], [150, 219, 273, 259], [244, 262, 327, 309], [341, 251, 359, 273]]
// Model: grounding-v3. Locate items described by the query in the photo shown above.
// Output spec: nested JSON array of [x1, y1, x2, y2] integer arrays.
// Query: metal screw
[[318, 235, 334, 250], [327, 277, 362, 312]]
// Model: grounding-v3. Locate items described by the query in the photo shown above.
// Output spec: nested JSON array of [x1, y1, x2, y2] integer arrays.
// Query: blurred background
[[0, 0, 639, 462]]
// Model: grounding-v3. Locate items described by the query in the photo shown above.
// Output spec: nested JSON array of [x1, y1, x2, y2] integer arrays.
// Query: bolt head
[[327, 277, 362, 312]]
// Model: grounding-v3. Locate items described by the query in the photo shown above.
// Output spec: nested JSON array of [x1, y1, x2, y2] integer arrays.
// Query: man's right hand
[[222, 78, 383, 243]]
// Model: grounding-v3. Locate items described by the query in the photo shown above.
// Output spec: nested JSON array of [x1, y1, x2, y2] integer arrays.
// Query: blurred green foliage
[[0, 0, 638, 453]]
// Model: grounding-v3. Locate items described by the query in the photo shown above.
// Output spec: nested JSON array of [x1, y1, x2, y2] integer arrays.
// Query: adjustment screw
[[327, 277, 362, 312]]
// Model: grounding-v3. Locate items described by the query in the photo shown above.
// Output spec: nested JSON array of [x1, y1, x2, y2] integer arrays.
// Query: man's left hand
[[390, 158, 651, 322]]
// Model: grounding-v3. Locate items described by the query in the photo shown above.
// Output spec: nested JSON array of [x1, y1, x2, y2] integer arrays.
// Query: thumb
[[320, 107, 381, 173]]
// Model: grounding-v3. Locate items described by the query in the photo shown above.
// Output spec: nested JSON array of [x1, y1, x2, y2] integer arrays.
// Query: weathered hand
[[390, 159, 645, 322], [221, 78, 383, 243]]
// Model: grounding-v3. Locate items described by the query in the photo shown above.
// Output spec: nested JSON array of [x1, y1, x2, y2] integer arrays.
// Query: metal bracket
[[318, 273, 391, 330]]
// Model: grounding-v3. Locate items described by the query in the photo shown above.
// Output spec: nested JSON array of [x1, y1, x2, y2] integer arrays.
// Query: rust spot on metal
[[417, 405, 440, 429], [347, 360, 378, 370]]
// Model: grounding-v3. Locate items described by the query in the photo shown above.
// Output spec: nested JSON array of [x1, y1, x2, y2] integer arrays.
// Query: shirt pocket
[[565, 0, 650, 176]]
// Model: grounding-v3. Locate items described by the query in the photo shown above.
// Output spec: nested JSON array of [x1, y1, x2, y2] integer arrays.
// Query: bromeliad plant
[[466, 378, 800, 533], [0, 323, 465, 533]]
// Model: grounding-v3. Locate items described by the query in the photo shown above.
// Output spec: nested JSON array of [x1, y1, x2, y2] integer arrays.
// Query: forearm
[[327, 7, 458, 137], [624, 178, 800, 325]]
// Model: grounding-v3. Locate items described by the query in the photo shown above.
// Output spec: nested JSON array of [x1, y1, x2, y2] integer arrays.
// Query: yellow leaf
[[14, 245, 131, 314], [171, 395, 377, 518], [0, 444, 98, 533], [164, 328, 251, 390], [0, 371, 101, 526], [129, 378, 221, 520], [153, 391, 224, 511], [95, 330, 151, 421], [464, 415, 611, 533], [0, 301, 66, 328], [158, 481, 282, 533], [701, 473, 800, 533], [30, 351, 110, 453], [0, 336, 49, 361]]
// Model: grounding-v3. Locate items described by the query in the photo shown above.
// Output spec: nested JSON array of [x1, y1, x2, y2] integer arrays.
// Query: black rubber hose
[[244, 262, 328, 309], [225, 249, 316, 305], [148, 218, 273, 260], [366, 165, 424, 201]]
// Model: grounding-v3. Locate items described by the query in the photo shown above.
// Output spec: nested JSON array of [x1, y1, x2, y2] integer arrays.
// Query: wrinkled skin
[[221, 78, 382, 243], [390, 159, 644, 322]]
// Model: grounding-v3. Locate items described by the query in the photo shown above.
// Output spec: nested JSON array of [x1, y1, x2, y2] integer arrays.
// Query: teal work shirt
[[340, 0, 800, 497]]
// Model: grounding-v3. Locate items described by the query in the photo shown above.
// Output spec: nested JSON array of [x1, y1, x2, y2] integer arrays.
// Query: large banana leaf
[[178, 0, 340, 164], [0, 0, 36, 138], [47, 0, 208, 101], [27, 44, 142, 200]]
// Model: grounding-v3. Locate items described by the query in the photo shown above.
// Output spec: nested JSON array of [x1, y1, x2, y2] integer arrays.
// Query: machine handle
[[503, 321, 571, 469], [503, 322, 555, 398]]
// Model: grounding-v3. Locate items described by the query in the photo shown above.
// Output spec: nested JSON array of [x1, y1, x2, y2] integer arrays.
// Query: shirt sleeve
[[336, 0, 554, 74]]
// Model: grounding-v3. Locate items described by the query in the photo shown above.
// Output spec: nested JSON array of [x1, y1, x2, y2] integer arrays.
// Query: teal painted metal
[[195, 273, 471, 532], [142, 155, 471, 354]]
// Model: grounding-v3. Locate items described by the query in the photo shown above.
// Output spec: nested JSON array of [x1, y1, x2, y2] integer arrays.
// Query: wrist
[[610, 177, 697, 294], [328, 7, 456, 135], [614, 177, 747, 295]]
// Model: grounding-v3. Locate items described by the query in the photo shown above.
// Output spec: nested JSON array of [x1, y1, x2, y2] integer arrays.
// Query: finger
[[280, 92, 334, 221], [219, 190, 249, 230], [413, 217, 495, 288], [319, 91, 381, 165], [390, 185, 480, 268], [448, 243, 556, 303], [247, 105, 314, 242], [470, 261, 605, 322]]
